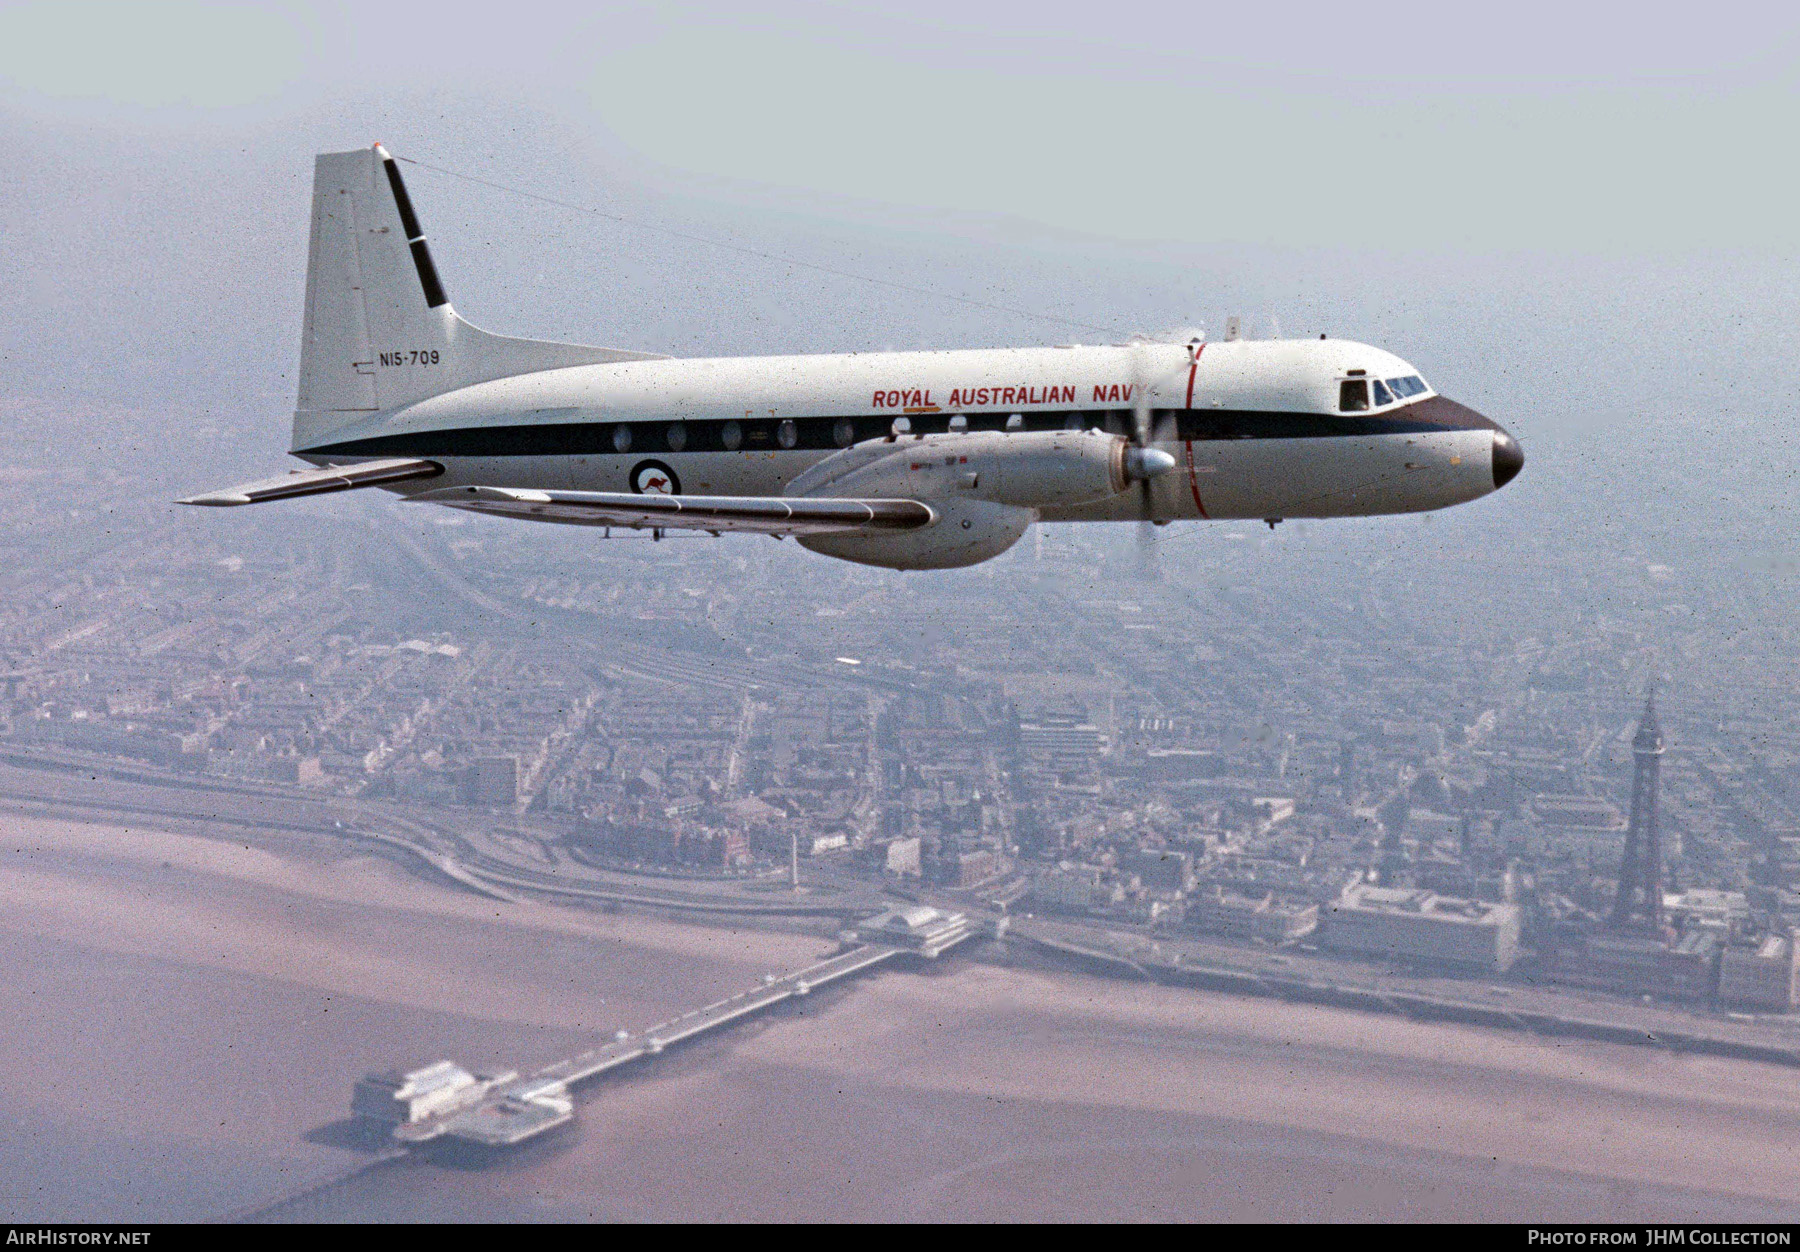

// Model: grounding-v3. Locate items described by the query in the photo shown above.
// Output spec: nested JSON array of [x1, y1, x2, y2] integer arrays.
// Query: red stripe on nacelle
[[1183, 439, 1210, 519]]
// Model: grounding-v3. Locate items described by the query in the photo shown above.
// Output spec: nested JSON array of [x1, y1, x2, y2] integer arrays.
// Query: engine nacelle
[[798, 497, 1033, 570], [785, 429, 1145, 570], [786, 429, 1132, 510]]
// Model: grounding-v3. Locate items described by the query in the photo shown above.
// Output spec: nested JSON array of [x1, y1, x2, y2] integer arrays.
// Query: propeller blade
[[1127, 341, 1158, 520], [1135, 520, 1162, 581]]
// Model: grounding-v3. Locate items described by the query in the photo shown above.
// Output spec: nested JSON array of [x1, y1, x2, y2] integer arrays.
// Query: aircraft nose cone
[[1491, 428, 1525, 490]]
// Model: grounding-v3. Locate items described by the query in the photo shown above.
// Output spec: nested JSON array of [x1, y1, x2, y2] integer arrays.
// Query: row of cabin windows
[[598, 411, 1149, 455], [1339, 374, 1428, 412], [316, 403, 1460, 460], [609, 395, 1442, 455], [615, 388, 1438, 446]]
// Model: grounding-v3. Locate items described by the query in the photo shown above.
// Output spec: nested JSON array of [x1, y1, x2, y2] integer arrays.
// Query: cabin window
[[1371, 379, 1394, 407], [777, 419, 797, 449], [665, 423, 687, 452], [612, 424, 633, 453], [833, 418, 855, 447], [721, 420, 743, 451], [1339, 379, 1370, 412]]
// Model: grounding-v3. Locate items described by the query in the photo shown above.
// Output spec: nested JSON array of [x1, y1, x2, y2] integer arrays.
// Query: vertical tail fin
[[292, 144, 666, 452]]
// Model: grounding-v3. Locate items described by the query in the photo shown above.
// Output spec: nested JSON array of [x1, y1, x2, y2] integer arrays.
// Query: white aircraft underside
[[182, 145, 1523, 570]]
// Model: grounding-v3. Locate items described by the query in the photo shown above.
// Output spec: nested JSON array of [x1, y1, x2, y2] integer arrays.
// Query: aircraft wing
[[406, 485, 936, 536], [178, 458, 443, 506]]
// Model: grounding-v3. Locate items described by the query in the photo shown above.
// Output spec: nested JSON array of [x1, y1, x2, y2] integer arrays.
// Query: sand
[[2, 812, 1795, 1222]]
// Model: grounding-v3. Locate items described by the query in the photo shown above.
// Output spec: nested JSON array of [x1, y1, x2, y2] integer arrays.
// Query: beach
[[2, 813, 1795, 1223]]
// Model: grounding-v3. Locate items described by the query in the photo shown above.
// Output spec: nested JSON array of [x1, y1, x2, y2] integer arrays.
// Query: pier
[[352, 905, 987, 1149]]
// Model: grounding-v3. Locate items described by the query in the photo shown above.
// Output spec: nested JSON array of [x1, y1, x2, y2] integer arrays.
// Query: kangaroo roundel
[[631, 460, 680, 496]]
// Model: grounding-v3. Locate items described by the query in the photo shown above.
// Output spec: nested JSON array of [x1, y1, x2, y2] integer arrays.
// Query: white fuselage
[[298, 337, 1513, 523]]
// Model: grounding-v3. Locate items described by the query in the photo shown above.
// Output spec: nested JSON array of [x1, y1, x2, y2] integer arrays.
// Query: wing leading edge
[[406, 486, 936, 536]]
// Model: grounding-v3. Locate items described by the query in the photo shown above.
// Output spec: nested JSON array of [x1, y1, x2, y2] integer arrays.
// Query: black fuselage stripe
[[304, 407, 1488, 459]]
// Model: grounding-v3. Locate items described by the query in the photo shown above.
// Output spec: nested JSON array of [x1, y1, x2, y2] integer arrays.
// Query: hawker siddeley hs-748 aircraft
[[181, 144, 1525, 569]]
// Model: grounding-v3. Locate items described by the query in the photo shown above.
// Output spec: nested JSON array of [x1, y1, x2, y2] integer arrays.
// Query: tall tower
[[1611, 693, 1667, 931]]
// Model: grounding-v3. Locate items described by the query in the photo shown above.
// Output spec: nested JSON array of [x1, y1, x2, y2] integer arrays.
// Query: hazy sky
[[4, 0, 1799, 254], [2, 0, 1798, 491]]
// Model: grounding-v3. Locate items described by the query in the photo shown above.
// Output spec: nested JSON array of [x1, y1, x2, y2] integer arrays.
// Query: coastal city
[[13, 0, 1800, 1222], [4, 395, 1796, 1034]]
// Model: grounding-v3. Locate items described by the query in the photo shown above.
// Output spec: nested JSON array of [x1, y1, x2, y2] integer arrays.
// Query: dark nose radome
[[1491, 429, 1524, 490]]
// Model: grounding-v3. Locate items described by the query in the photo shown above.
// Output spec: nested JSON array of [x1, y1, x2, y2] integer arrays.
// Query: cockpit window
[[1370, 379, 1394, 407], [1339, 379, 1370, 412], [1386, 375, 1428, 399]]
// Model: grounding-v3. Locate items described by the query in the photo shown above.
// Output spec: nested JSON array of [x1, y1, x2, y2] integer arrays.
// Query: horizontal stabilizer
[[178, 458, 443, 506], [407, 486, 936, 536]]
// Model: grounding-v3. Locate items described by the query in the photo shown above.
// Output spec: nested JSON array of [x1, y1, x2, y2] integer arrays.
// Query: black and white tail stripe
[[381, 153, 449, 309]]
